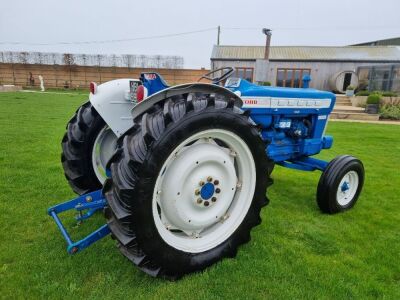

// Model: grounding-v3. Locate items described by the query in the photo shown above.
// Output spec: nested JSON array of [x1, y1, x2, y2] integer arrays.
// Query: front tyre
[[317, 155, 364, 214], [104, 93, 273, 279], [61, 101, 117, 195]]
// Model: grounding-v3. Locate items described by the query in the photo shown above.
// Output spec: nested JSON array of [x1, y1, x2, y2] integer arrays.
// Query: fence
[[0, 51, 184, 69], [0, 63, 209, 88]]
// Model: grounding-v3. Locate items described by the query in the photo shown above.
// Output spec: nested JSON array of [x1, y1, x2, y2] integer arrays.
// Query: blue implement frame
[[47, 190, 110, 254]]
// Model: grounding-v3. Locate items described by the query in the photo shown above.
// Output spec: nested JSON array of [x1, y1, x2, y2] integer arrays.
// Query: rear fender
[[131, 83, 243, 119], [89, 79, 140, 137]]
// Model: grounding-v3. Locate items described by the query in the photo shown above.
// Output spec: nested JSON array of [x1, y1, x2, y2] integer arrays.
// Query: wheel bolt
[[199, 181, 205, 186], [211, 197, 217, 202], [214, 180, 219, 185], [215, 188, 221, 194], [207, 176, 213, 182], [197, 198, 203, 204], [204, 201, 210, 207], [195, 189, 200, 195]]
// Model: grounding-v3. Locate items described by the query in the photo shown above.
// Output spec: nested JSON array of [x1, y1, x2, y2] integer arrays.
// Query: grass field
[[0, 91, 399, 299]]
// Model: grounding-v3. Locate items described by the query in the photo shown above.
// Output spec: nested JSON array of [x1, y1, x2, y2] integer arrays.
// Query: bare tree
[[19, 52, 28, 64], [63, 53, 74, 66], [1, 51, 184, 69]]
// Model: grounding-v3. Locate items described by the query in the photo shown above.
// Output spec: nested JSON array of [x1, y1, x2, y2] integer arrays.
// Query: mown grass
[[0, 91, 399, 299]]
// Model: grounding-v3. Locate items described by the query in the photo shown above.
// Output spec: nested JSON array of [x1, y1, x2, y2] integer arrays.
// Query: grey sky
[[1, 0, 399, 68]]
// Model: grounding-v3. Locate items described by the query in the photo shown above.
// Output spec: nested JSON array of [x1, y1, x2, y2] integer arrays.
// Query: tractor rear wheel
[[62, 101, 117, 195], [103, 93, 273, 279]]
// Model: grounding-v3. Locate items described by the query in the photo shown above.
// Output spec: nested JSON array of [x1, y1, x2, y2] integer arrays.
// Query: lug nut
[[204, 201, 210, 207], [207, 176, 213, 182], [214, 180, 219, 185], [215, 188, 221, 194], [199, 181, 205, 186], [211, 197, 217, 202], [195, 189, 200, 195], [197, 198, 203, 204]]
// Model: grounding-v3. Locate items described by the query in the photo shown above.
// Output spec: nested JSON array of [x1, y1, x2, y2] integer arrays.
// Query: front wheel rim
[[152, 129, 256, 253], [91, 126, 117, 184], [336, 170, 359, 206]]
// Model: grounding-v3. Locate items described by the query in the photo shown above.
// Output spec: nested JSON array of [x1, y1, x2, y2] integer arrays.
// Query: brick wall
[[0, 63, 209, 88]]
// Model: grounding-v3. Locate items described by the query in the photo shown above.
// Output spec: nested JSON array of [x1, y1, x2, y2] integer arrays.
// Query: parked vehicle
[[50, 67, 364, 279]]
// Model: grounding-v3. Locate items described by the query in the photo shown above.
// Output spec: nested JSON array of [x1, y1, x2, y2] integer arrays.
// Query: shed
[[211, 45, 400, 92]]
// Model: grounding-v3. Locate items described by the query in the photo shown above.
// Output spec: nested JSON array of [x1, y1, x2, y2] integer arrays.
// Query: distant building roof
[[351, 37, 400, 46], [211, 45, 400, 62]]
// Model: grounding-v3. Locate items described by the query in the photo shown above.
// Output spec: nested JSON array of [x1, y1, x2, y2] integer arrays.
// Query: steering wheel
[[198, 67, 235, 84]]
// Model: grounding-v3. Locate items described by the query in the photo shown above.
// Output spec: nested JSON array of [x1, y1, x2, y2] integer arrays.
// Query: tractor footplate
[[47, 190, 110, 254]]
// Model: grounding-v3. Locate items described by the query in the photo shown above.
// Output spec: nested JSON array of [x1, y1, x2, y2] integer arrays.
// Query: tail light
[[136, 85, 145, 102], [89, 82, 97, 94]]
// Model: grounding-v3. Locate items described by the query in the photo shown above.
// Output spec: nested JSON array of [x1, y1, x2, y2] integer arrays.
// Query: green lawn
[[0, 91, 399, 299]]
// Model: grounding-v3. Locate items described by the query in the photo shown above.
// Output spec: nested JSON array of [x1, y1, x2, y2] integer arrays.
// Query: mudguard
[[131, 83, 243, 119], [89, 79, 140, 137]]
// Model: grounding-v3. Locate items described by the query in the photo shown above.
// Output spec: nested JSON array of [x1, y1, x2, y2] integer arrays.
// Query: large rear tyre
[[61, 101, 117, 195], [104, 93, 273, 279], [317, 155, 364, 214]]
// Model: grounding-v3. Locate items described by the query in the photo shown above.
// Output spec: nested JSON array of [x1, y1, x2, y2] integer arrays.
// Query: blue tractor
[[50, 67, 364, 279]]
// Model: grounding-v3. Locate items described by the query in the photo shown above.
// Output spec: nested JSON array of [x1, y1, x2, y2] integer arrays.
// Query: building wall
[[212, 60, 257, 71], [212, 59, 390, 91], [267, 61, 388, 90], [0, 63, 209, 88]]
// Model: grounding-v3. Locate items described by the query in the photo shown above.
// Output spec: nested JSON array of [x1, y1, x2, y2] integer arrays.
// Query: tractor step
[[47, 190, 110, 254]]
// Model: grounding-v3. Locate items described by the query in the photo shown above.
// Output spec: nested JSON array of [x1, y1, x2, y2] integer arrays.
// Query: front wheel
[[104, 93, 273, 279], [317, 155, 364, 214]]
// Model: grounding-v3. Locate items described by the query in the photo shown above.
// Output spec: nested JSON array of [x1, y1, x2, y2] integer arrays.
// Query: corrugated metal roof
[[351, 36, 400, 46], [211, 45, 400, 61]]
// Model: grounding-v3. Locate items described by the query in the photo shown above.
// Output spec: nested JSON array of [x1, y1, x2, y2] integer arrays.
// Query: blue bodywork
[[50, 72, 337, 254], [226, 78, 335, 165], [141, 73, 336, 168]]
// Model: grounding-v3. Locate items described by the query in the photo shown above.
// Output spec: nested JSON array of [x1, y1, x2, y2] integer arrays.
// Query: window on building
[[357, 65, 400, 92], [234, 67, 254, 82], [276, 68, 311, 88]]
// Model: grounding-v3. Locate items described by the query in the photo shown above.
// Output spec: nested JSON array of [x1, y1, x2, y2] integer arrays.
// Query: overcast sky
[[1, 0, 399, 68]]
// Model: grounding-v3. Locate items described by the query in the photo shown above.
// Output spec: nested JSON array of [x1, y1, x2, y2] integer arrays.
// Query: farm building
[[210, 45, 400, 92], [351, 36, 400, 46]]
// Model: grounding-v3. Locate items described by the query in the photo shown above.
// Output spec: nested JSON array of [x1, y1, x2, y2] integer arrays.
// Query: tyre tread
[[104, 93, 273, 279]]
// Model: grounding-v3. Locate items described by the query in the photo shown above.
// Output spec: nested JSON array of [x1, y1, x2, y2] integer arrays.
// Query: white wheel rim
[[91, 126, 117, 184], [152, 129, 256, 253], [336, 170, 359, 206]]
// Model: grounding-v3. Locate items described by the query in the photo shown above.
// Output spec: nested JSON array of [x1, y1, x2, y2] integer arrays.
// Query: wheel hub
[[336, 170, 359, 206], [92, 126, 117, 184], [341, 181, 350, 192], [200, 182, 215, 200], [152, 129, 257, 253], [195, 178, 221, 208], [157, 142, 237, 233]]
